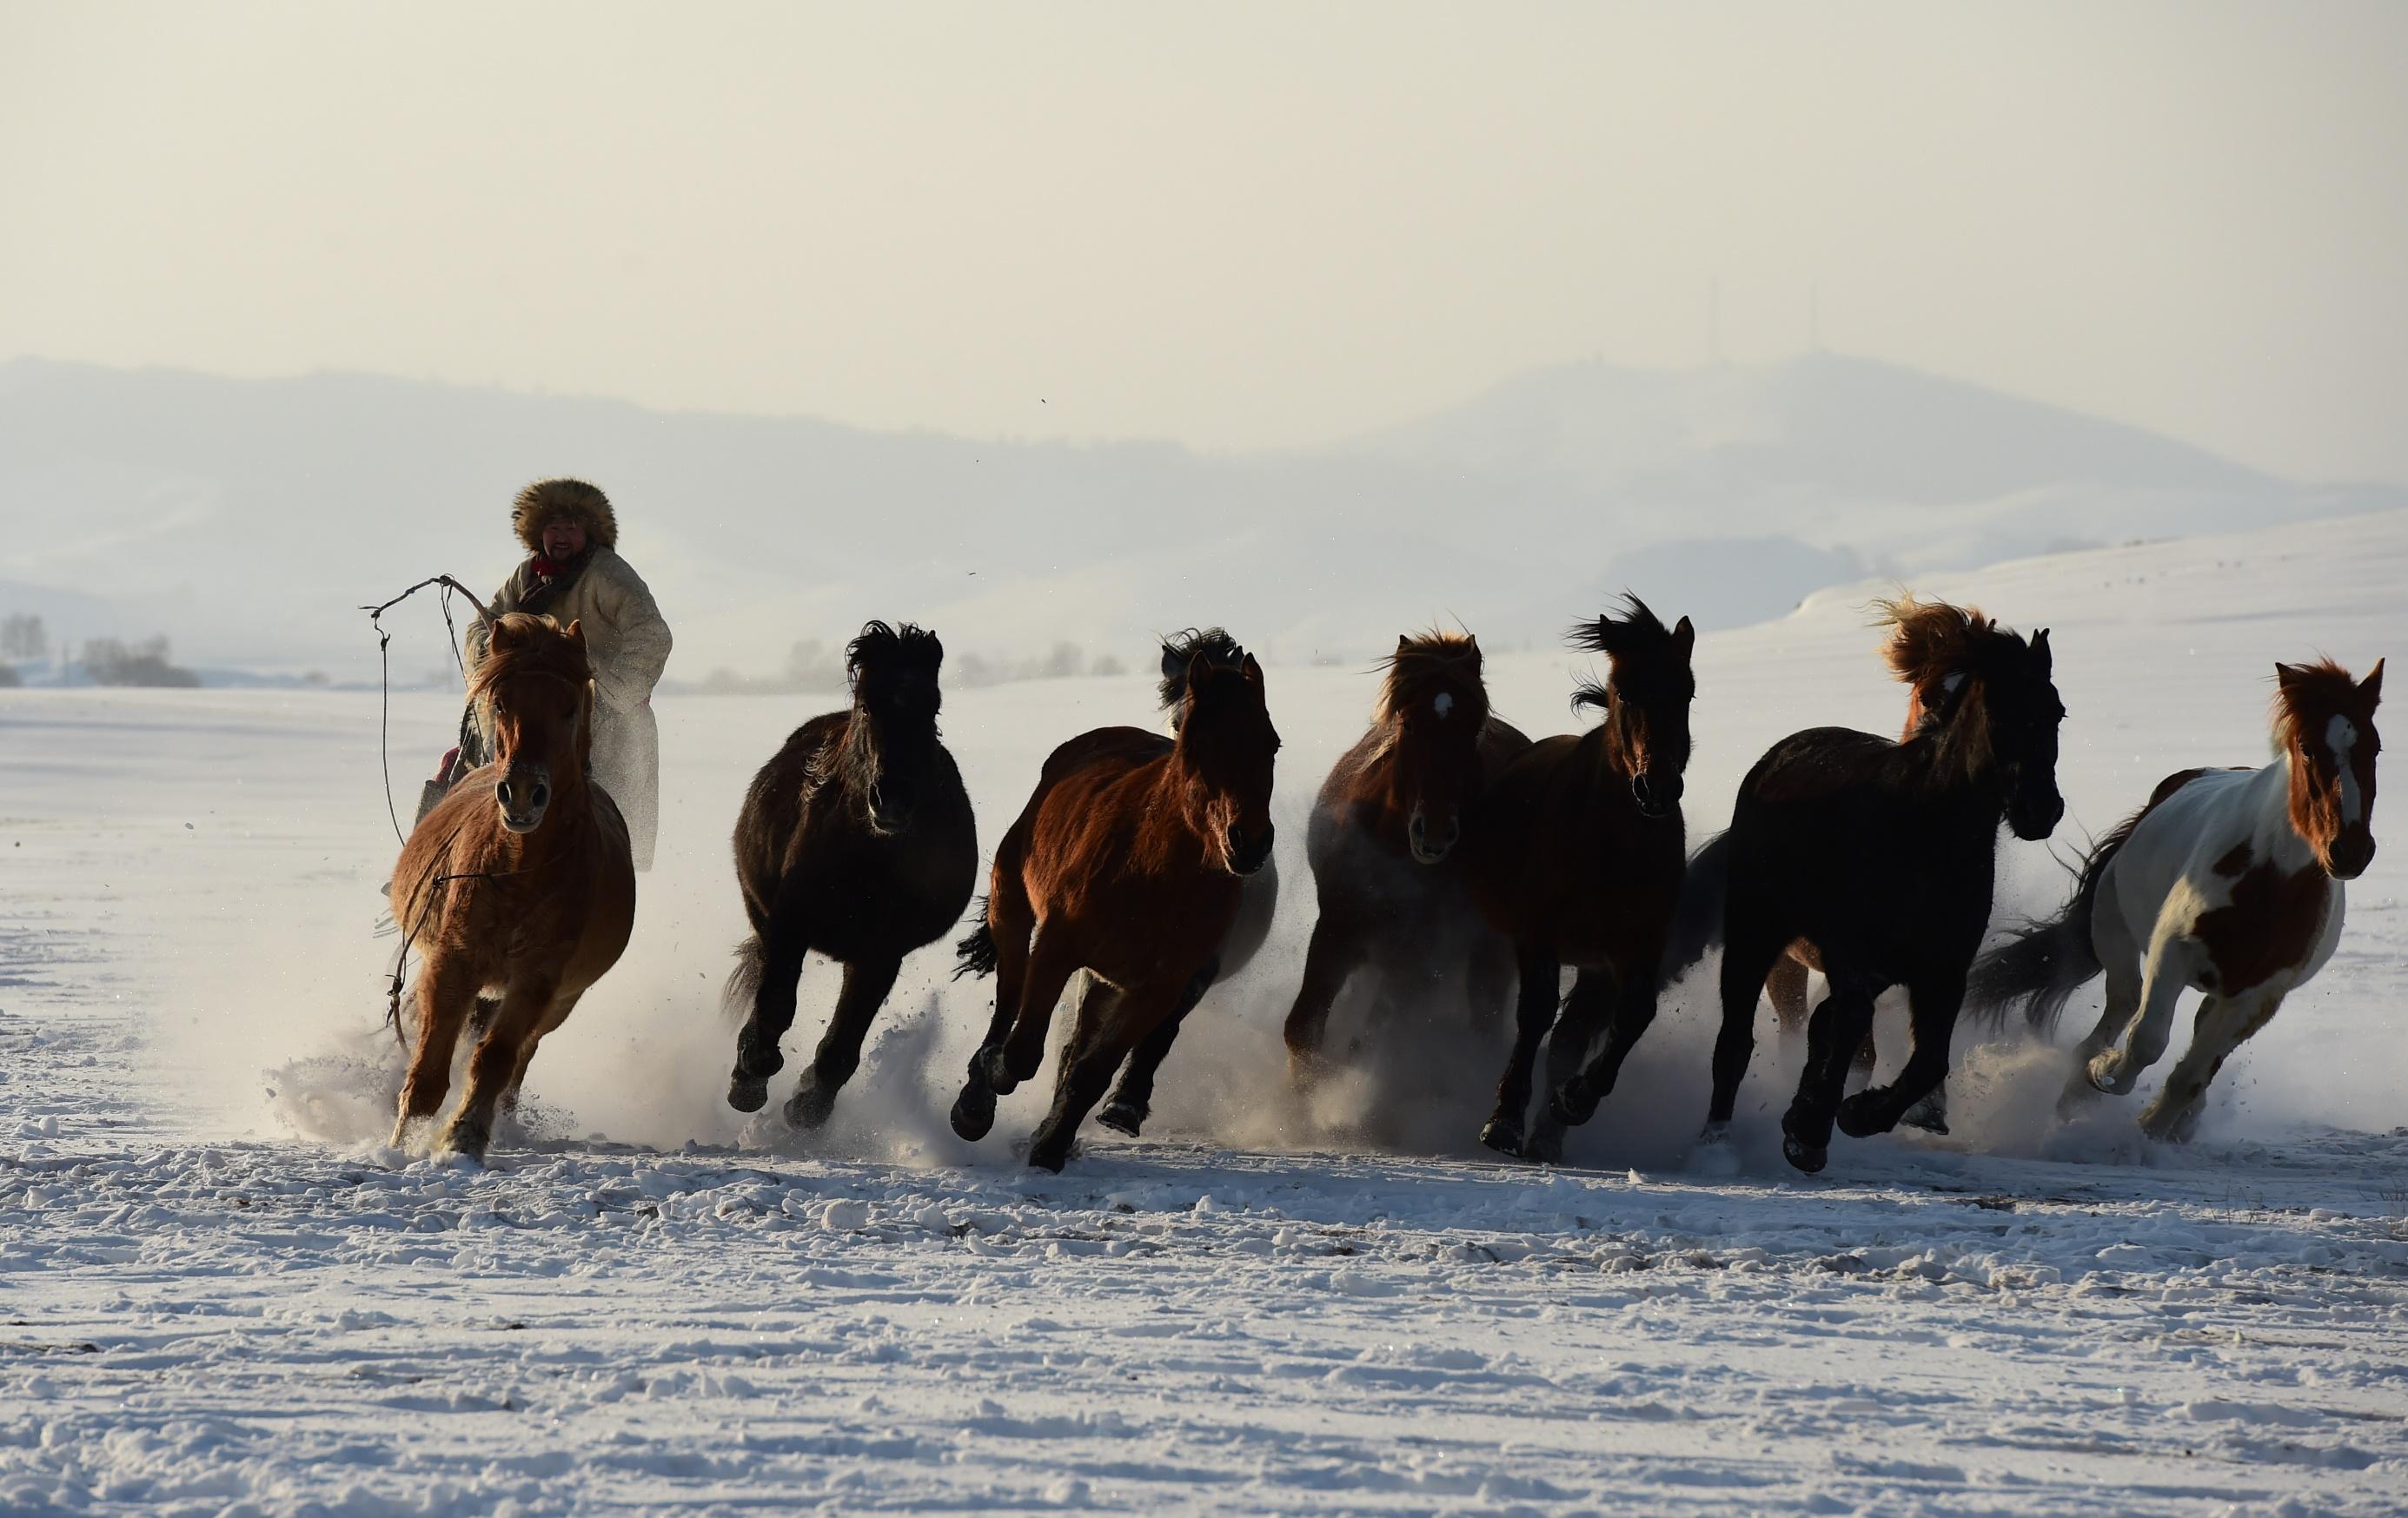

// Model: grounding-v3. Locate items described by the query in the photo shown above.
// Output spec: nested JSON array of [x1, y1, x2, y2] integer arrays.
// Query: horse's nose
[[1226, 822, 1272, 875], [1632, 772, 1679, 818]]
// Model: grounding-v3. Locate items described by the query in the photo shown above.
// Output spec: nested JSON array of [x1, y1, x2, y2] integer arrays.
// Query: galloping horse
[[725, 622, 978, 1127], [1458, 599, 1697, 1163], [950, 646, 1280, 1170], [1761, 671, 1957, 1132], [1634, 597, 2062, 1173], [1968, 658, 2381, 1140], [1282, 631, 1530, 1081], [388, 613, 635, 1159], [1065, 631, 1281, 1139]]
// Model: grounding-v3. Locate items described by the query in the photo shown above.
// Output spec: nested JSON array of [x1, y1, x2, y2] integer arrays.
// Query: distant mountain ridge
[[0, 354, 2393, 683]]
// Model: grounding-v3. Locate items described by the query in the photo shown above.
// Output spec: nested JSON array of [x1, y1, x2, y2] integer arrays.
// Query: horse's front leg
[[2139, 990, 2282, 1142], [1282, 909, 1366, 1086], [729, 878, 812, 1112], [440, 972, 561, 1161], [1780, 973, 1878, 1174], [1098, 955, 1215, 1137], [1478, 945, 1559, 1157], [994, 927, 1081, 1090], [784, 956, 902, 1130], [1837, 970, 1960, 1138], [1522, 968, 1616, 1163], [1028, 976, 1162, 1173], [393, 955, 478, 1150], [2086, 926, 2199, 1097]]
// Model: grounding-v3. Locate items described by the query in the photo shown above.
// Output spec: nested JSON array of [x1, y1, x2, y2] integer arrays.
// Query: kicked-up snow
[[3, 510, 2406, 1515]]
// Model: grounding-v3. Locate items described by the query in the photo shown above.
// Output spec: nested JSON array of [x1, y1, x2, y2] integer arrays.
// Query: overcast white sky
[[3, 2, 2402, 481]]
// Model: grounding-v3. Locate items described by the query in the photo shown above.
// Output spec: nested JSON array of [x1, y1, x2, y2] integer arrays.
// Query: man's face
[[541, 520, 587, 562]]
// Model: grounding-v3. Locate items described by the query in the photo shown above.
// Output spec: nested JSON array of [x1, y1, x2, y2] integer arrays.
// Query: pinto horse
[[1061, 631, 1281, 1139], [1632, 597, 2063, 1173], [1968, 658, 2381, 1140], [949, 646, 1280, 1171], [725, 622, 978, 1127], [1457, 599, 1697, 1163], [1282, 631, 1531, 1080], [388, 613, 635, 1159]]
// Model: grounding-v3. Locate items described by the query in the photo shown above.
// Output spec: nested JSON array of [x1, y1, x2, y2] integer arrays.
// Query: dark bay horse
[[1969, 657, 2379, 1141], [725, 622, 978, 1127], [1282, 631, 1531, 1081], [949, 646, 1280, 1171], [1458, 599, 1697, 1163], [1631, 597, 2063, 1173], [1071, 631, 1281, 1138], [388, 613, 635, 1159]]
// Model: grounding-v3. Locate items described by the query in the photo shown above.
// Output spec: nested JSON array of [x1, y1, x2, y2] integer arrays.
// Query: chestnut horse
[[1282, 631, 1531, 1080], [1968, 658, 2381, 1140], [1457, 599, 1697, 1163], [1636, 597, 2063, 1173], [949, 647, 1280, 1170], [725, 622, 978, 1128], [1063, 631, 1281, 1139], [387, 613, 635, 1159]]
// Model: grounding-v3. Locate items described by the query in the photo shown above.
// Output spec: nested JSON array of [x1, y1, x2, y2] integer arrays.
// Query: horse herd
[[385, 600, 2384, 1176]]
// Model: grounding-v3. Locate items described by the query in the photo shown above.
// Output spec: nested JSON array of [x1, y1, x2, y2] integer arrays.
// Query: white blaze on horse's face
[[2329, 715, 2362, 825], [1433, 692, 1455, 720]]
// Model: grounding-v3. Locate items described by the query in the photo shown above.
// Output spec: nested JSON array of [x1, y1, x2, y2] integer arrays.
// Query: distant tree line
[[0, 613, 200, 687], [685, 639, 1128, 696]]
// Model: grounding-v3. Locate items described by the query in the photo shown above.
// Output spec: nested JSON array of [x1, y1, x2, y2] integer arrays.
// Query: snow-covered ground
[[3, 511, 2405, 1515]]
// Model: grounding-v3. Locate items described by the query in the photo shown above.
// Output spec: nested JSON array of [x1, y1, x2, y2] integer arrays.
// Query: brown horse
[[387, 613, 635, 1159], [949, 647, 1280, 1171], [1457, 598, 1697, 1162], [1281, 631, 1532, 1080], [725, 622, 978, 1128]]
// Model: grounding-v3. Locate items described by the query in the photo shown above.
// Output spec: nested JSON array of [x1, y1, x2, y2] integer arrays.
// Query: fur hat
[[511, 478, 619, 555]]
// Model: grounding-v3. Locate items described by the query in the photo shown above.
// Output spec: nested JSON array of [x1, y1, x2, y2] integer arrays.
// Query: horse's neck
[[1892, 730, 2006, 824], [2243, 755, 2319, 872]]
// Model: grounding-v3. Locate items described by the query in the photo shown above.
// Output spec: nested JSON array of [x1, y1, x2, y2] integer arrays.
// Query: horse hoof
[[949, 1084, 997, 1143], [1549, 1077, 1600, 1128], [1834, 1094, 1887, 1139], [1521, 1124, 1566, 1165], [1901, 1097, 1951, 1136], [1478, 1118, 1524, 1159], [1026, 1137, 1073, 1174], [727, 1073, 771, 1113], [1781, 1132, 1828, 1175], [1696, 1119, 1732, 1146], [783, 1080, 839, 1130], [1095, 1102, 1145, 1137], [977, 1047, 1021, 1097], [2086, 1052, 2129, 1096], [436, 1123, 491, 1165]]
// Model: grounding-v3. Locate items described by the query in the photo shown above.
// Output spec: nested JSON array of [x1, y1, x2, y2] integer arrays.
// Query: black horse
[[726, 622, 978, 1126], [1568, 596, 2063, 1173]]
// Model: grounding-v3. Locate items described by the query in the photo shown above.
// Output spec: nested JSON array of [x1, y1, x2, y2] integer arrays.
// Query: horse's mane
[[1158, 627, 1245, 730], [847, 620, 943, 687], [468, 613, 592, 701], [1870, 594, 2030, 781], [2272, 657, 2366, 756], [1568, 594, 1675, 716], [1372, 630, 1485, 726]]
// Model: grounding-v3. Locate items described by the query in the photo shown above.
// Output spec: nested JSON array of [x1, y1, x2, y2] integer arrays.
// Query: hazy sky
[[3, 3, 2403, 481]]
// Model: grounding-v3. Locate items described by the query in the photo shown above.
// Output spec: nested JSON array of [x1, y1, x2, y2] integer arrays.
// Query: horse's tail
[[1964, 818, 2135, 1037], [722, 934, 768, 1023], [952, 897, 998, 980], [1658, 831, 1734, 984]]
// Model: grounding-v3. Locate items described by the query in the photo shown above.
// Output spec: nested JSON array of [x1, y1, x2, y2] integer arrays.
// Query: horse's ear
[[2032, 626, 2052, 670], [487, 617, 518, 653], [1396, 634, 1411, 653], [563, 618, 587, 651], [1672, 616, 1695, 657], [2275, 661, 2304, 692], [1241, 653, 1264, 686], [1184, 649, 1216, 698], [2362, 659, 2384, 702], [1162, 642, 1189, 681]]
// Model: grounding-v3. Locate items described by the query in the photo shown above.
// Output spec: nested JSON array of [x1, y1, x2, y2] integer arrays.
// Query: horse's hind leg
[[730, 877, 813, 1112], [1780, 970, 1877, 1174], [2139, 991, 2279, 1142], [1522, 969, 1615, 1163], [2060, 898, 2146, 1113], [1698, 910, 1791, 1139], [499, 990, 584, 1136], [785, 956, 902, 1130], [1837, 970, 1960, 1139], [1478, 945, 1560, 1157], [1100, 957, 1215, 1137], [1766, 951, 1809, 1043], [952, 887, 1036, 1142], [393, 955, 478, 1150]]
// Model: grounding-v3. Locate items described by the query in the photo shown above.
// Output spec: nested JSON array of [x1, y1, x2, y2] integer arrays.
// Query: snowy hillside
[[2, 508, 2403, 1514], [3, 355, 2396, 683]]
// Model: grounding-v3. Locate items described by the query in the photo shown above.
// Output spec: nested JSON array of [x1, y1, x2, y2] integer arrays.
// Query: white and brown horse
[[1969, 658, 2382, 1139]]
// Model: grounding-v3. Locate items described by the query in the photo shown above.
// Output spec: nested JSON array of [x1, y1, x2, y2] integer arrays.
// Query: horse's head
[[2276, 657, 2383, 878], [473, 613, 594, 836], [1570, 596, 1697, 820], [1374, 631, 1491, 863], [843, 620, 946, 837], [1173, 647, 1281, 876], [1158, 627, 1246, 732], [1880, 595, 2066, 841]]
